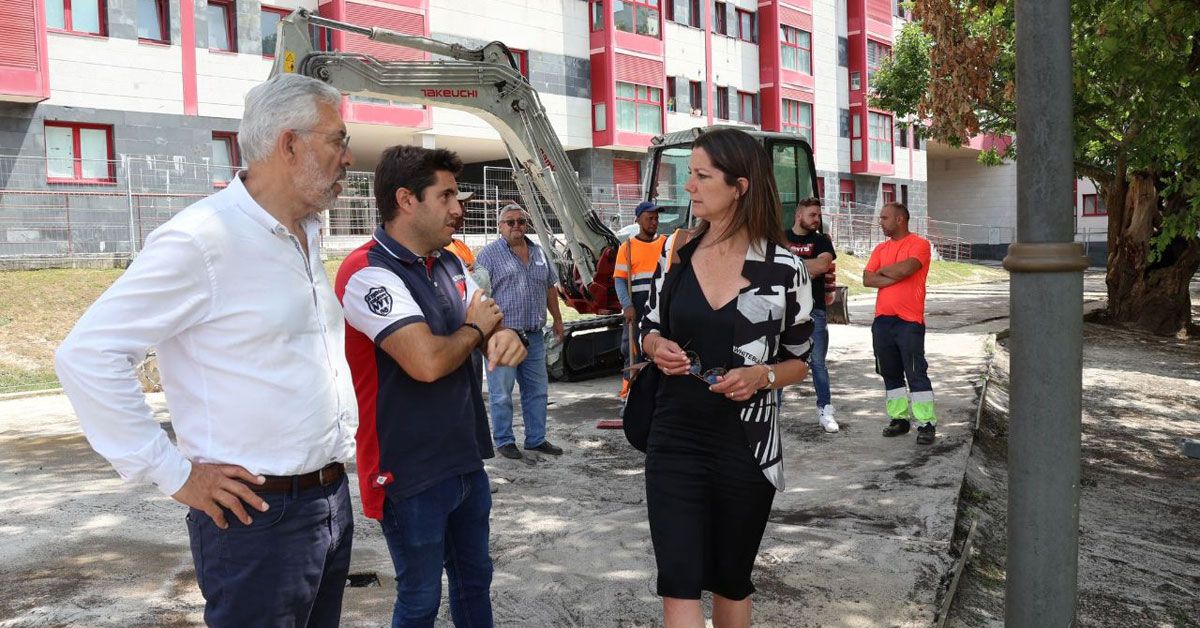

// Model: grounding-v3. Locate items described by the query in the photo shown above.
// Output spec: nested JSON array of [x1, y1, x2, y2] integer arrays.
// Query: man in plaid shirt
[[476, 203, 566, 461]]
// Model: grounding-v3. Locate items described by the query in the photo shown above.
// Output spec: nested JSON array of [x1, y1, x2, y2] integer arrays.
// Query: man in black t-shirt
[[786, 197, 839, 433]]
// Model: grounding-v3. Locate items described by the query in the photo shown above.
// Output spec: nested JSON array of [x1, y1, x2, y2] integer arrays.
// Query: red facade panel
[[343, 3, 425, 61], [778, 6, 811, 30], [613, 158, 640, 186], [780, 87, 813, 103], [0, 0, 50, 102], [614, 53, 663, 87], [864, 0, 893, 40]]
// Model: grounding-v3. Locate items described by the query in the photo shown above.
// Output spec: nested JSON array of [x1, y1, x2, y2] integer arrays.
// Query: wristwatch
[[464, 323, 486, 347], [512, 329, 530, 348], [762, 364, 776, 389]]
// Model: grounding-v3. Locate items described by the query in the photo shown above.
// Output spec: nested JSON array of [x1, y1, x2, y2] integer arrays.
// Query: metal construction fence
[[2, 153, 1101, 267]]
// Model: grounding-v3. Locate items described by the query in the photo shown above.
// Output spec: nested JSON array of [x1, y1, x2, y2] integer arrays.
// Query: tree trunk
[[1106, 173, 1200, 335]]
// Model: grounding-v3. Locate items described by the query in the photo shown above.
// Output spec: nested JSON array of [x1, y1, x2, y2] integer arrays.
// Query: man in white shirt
[[55, 74, 357, 627]]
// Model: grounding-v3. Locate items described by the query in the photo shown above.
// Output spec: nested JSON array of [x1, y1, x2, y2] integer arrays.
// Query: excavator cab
[[645, 127, 821, 229]]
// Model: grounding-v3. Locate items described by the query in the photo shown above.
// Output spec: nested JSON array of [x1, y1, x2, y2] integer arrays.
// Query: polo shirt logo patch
[[452, 274, 467, 300], [365, 286, 392, 316]]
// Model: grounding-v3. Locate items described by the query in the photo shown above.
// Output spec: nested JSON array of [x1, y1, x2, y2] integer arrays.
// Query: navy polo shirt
[[336, 227, 492, 517]]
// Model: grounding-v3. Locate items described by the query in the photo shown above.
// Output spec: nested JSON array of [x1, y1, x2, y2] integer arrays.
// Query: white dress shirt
[[55, 174, 357, 497]]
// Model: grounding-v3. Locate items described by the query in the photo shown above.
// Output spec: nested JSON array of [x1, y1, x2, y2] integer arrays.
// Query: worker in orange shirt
[[614, 201, 667, 397], [445, 191, 476, 269], [863, 201, 937, 445]]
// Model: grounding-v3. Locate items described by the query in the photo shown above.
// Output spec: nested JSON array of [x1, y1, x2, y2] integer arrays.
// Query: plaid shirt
[[476, 236, 557, 331]]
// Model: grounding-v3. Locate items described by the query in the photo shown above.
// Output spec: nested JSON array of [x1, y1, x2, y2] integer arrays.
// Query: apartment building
[[0, 0, 925, 212]]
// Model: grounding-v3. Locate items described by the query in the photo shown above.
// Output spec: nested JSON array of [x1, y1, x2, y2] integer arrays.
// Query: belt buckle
[[318, 465, 329, 486]]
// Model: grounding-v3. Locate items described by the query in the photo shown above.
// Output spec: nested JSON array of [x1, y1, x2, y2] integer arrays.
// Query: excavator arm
[[271, 9, 621, 312]]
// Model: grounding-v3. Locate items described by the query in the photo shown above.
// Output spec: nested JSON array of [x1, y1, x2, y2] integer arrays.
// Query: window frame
[[782, 99, 813, 146], [613, 0, 661, 39], [44, 121, 117, 184], [737, 91, 757, 125], [615, 81, 664, 135], [47, 0, 109, 37], [666, 78, 677, 113], [210, 131, 240, 187], [868, 111, 894, 164], [867, 39, 891, 84], [714, 1, 728, 35], [591, 0, 604, 31], [260, 4, 290, 58], [508, 48, 529, 78], [208, 0, 238, 53], [780, 25, 812, 74], [688, 0, 701, 27], [882, 183, 896, 206], [1081, 194, 1107, 216], [137, 0, 170, 44], [687, 81, 703, 115], [895, 124, 908, 148], [736, 8, 755, 43], [715, 86, 729, 120]]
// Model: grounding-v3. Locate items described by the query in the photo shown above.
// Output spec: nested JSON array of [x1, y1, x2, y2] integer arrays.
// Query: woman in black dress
[[639, 128, 814, 628]]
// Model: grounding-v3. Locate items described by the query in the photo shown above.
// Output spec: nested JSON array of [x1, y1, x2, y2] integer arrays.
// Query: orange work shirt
[[445, 238, 475, 268], [865, 233, 931, 324]]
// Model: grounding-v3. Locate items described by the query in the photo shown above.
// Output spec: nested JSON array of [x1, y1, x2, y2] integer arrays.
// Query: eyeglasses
[[684, 351, 727, 385], [501, 218, 529, 227], [293, 128, 351, 151]]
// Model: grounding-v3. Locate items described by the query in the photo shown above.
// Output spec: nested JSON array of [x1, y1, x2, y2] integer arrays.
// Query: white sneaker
[[818, 405, 839, 433]]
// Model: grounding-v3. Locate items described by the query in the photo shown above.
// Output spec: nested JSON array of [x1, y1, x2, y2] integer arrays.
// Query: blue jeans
[[485, 331, 548, 448], [808, 308, 831, 408], [186, 474, 353, 628], [380, 469, 494, 628]]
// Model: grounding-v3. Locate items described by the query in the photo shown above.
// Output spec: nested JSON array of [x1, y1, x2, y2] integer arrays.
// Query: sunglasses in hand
[[684, 351, 727, 385]]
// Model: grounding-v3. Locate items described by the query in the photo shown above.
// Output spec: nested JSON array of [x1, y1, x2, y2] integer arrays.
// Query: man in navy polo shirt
[[336, 145, 527, 628]]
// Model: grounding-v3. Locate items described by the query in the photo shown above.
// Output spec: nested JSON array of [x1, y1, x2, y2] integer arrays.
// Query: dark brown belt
[[247, 462, 344, 494]]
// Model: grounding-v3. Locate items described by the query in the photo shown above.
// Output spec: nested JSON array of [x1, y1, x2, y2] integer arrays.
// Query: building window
[[688, 81, 703, 115], [666, 79, 677, 112], [868, 112, 894, 163], [211, 132, 240, 186], [614, 0, 660, 38], [850, 71, 861, 91], [261, 6, 290, 57], [208, 0, 237, 52], [781, 26, 811, 74], [896, 125, 908, 147], [867, 39, 891, 84], [594, 102, 607, 132], [1081, 194, 1107, 216], [45, 122, 115, 183], [714, 1, 727, 35], [839, 179, 855, 208], [616, 82, 663, 135], [688, 0, 701, 27], [901, 184, 909, 206], [715, 86, 729, 119], [737, 91, 757, 125], [736, 9, 755, 43], [783, 99, 812, 144], [509, 49, 529, 77], [137, 0, 169, 43], [882, 183, 896, 205], [851, 114, 862, 161], [591, 0, 604, 31], [46, 0, 107, 35]]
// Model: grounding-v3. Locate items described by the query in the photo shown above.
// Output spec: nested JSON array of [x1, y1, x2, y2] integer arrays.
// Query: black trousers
[[871, 315, 932, 393]]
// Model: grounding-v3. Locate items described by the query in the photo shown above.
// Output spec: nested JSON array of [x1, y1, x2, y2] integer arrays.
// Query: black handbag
[[621, 228, 692, 453]]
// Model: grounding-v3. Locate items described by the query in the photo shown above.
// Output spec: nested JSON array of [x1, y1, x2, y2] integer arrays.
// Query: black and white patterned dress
[[639, 232, 813, 600]]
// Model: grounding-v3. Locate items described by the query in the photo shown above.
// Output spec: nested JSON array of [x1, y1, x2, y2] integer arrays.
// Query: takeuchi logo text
[[421, 89, 479, 98]]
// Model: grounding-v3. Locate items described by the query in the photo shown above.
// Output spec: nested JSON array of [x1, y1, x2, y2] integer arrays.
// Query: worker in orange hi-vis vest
[[444, 191, 476, 269], [614, 201, 667, 398]]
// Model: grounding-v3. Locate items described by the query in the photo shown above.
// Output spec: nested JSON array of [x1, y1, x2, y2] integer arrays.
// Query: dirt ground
[[946, 296, 1200, 627]]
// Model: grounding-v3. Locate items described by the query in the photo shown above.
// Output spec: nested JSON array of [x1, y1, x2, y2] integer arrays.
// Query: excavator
[[270, 10, 821, 381]]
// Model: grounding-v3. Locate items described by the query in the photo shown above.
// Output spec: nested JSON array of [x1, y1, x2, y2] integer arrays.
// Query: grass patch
[[0, 254, 1006, 393]]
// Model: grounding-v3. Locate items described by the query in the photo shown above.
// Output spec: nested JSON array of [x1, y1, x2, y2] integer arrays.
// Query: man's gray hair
[[497, 203, 530, 231], [238, 74, 342, 164]]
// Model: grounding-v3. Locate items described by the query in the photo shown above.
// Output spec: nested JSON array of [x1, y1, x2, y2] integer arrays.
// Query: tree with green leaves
[[873, 0, 1200, 335]]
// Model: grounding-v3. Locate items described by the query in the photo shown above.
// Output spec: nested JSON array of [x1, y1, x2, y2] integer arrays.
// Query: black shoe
[[525, 441, 564, 456], [498, 443, 523, 459], [882, 419, 911, 437], [916, 423, 936, 445]]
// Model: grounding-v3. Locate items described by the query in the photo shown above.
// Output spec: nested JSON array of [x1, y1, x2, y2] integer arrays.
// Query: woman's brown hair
[[691, 128, 786, 250]]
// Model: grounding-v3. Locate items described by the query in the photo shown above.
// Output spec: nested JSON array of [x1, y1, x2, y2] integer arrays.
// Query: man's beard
[[296, 153, 343, 212]]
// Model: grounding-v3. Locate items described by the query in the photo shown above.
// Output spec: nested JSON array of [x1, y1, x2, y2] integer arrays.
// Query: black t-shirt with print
[[786, 230, 837, 310]]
